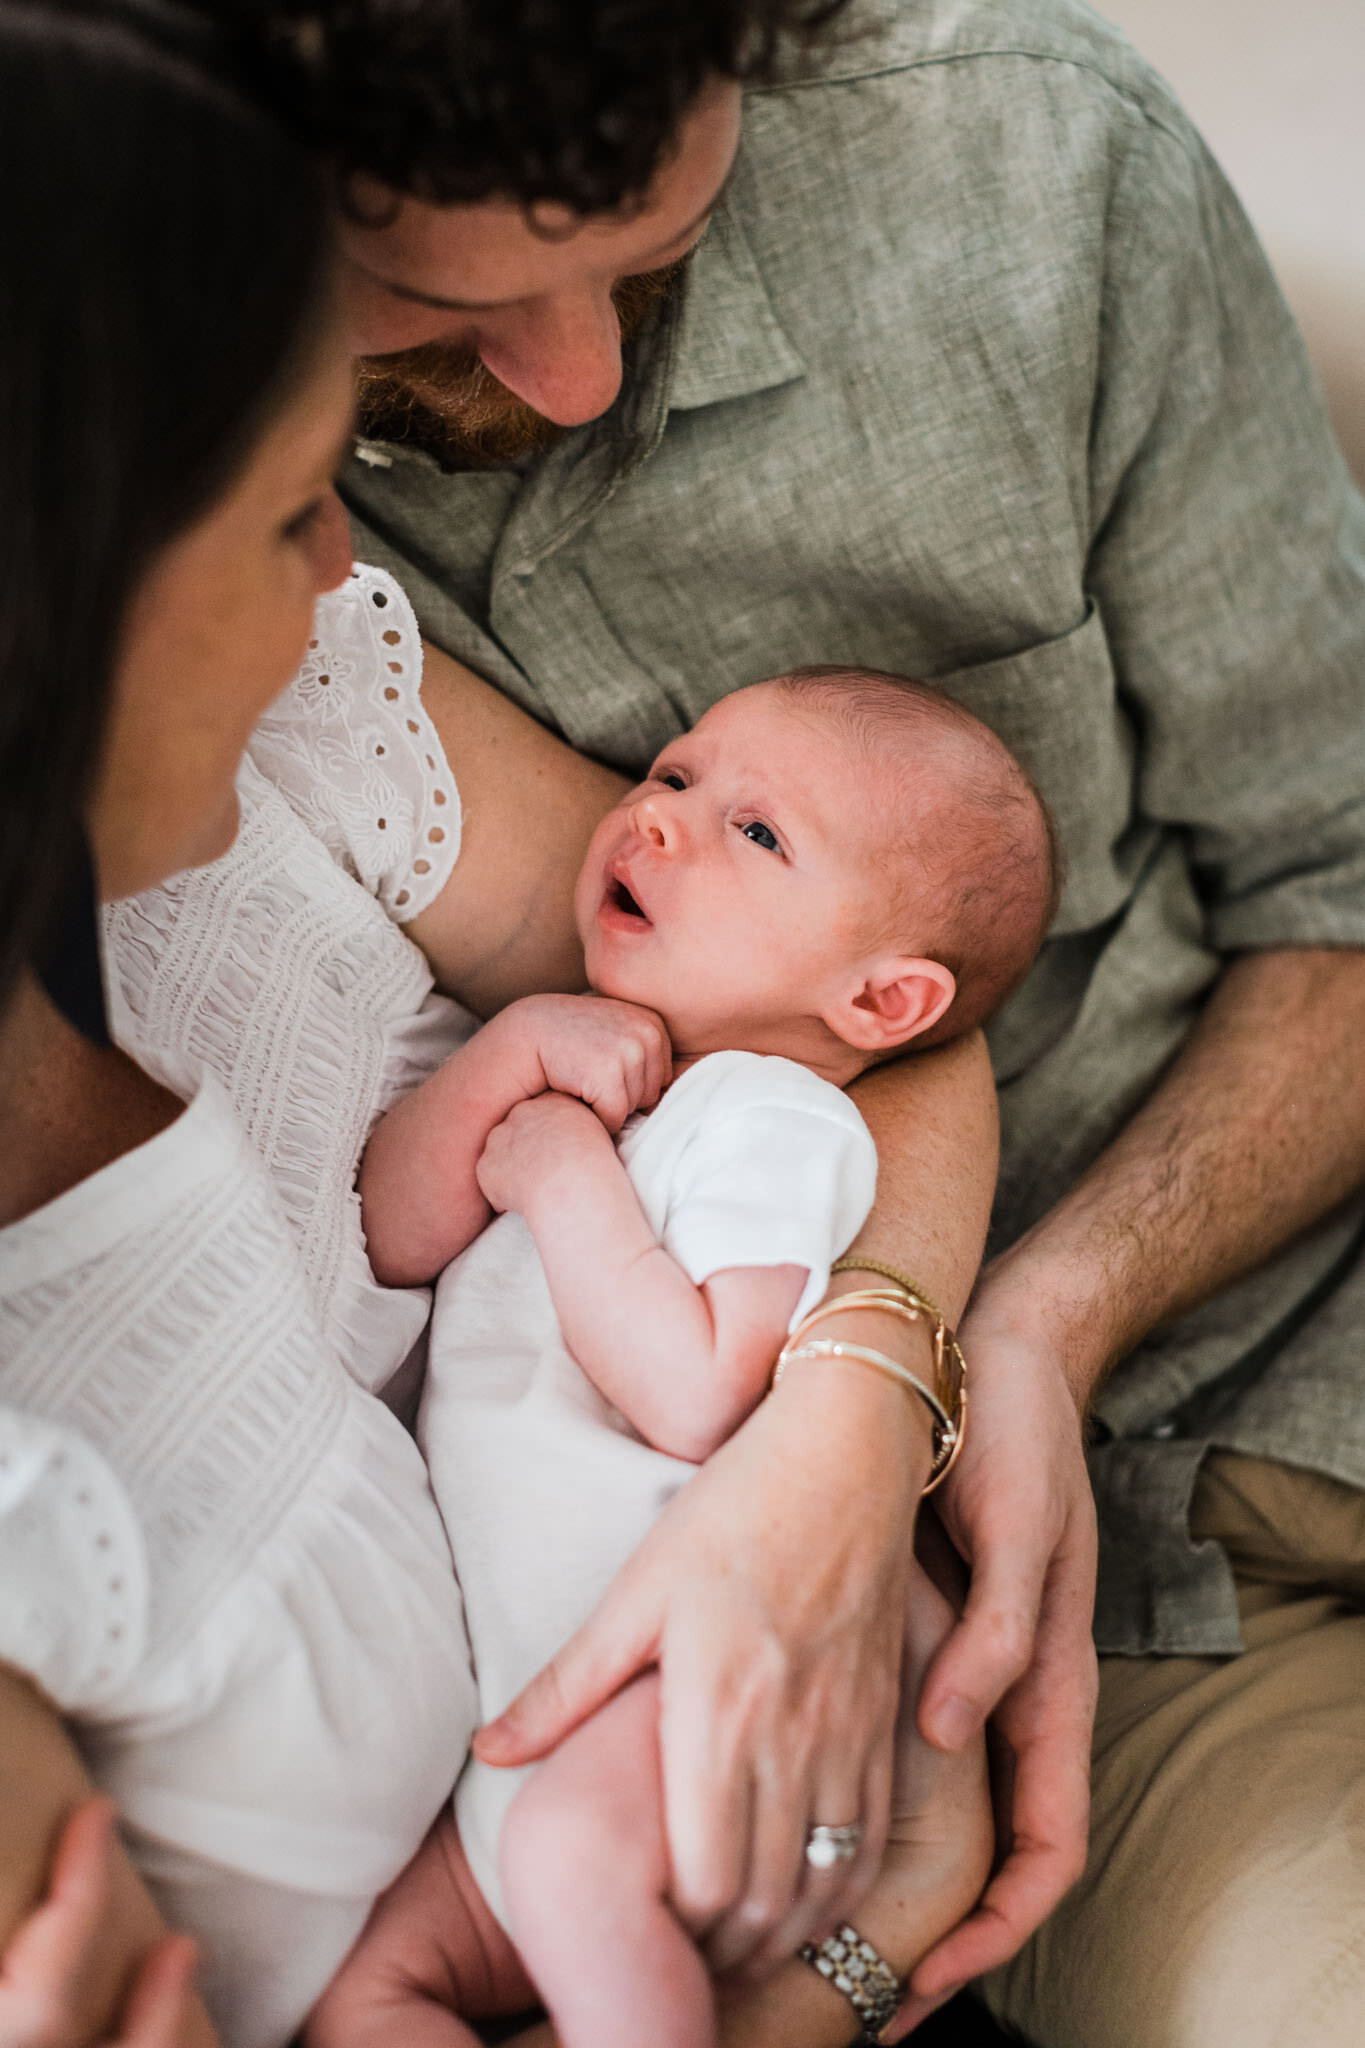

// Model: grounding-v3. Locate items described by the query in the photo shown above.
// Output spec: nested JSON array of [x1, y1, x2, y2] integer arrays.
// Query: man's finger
[[917, 1517, 1049, 1750], [909, 1692, 1092, 1993], [883, 1982, 956, 2040], [474, 1574, 655, 1764]]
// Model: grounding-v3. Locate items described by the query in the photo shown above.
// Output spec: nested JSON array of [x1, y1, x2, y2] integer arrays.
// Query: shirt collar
[[665, 192, 806, 413]]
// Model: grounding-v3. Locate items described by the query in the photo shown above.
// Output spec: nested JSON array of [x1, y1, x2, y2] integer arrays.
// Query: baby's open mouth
[[608, 875, 650, 922]]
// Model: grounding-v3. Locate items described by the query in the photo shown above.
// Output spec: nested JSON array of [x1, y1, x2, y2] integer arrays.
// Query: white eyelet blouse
[[0, 566, 479, 2048]]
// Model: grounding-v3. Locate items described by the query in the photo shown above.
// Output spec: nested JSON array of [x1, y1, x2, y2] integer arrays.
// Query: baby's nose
[[632, 792, 678, 851]]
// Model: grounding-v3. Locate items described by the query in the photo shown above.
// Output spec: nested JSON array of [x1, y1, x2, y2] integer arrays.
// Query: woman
[[0, 4, 995, 2044]]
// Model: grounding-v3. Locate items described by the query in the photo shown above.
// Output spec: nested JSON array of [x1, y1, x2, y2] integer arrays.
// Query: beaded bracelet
[[830, 1255, 947, 1325]]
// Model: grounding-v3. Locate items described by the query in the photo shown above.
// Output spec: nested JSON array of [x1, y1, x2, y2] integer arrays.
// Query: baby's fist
[[511, 993, 672, 1133], [476, 1093, 611, 1216]]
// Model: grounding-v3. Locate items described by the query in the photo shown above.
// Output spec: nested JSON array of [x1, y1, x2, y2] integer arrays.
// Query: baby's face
[[575, 685, 894, 1059]]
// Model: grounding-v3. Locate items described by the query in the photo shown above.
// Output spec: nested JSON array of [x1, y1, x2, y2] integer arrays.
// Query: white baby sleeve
[[0, 1408, 148, 1712], [658, 1057, 878, 1328], [247, 563, 462, 921]]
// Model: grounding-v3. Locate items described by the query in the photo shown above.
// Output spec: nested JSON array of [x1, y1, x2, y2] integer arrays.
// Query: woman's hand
[[475, 1354, 938, 1972], [0, 1800, 198, 2048], [904, 1267, 1099, 2009]]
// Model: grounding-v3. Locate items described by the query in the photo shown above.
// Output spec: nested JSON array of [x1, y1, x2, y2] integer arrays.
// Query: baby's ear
[[827, 957, 956, 1054]]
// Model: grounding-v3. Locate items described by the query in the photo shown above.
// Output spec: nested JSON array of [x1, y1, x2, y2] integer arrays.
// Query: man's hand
[[503, 992, 671, 1134], [903, 1272, 1098, 2006], [476, 1091, 615, 1217], [904, 947, 1365, 2006]]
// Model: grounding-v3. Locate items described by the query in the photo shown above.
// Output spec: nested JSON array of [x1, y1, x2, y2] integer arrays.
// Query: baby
[[318, 667, 1057, 2048]]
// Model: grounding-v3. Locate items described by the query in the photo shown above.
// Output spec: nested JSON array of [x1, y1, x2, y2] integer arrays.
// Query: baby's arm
[[477, 1096, 804, 1462], [359, 997, 671, 1288]]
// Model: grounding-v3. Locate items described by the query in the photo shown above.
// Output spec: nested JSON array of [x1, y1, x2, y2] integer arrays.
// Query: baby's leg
[[501, 1673, 712, 2048], [306, 1810, 536, 2048]]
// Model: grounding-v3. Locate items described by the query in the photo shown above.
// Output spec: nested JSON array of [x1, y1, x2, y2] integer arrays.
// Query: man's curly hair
[[200, 1, 853, 213]]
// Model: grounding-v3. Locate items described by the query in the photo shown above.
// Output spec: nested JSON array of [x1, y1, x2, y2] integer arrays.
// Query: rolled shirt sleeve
[[1084, 103, 1365, 955]]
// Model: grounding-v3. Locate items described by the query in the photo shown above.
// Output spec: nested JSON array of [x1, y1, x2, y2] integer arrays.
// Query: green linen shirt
[[344, 0, 1365, 1655]]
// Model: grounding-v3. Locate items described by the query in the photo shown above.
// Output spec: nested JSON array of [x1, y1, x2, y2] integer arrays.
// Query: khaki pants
[[984, 1452, 1365, 2047]]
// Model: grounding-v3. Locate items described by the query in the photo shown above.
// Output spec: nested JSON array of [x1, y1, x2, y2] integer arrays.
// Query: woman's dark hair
[[198, 0, 853, 215], [0, 0, 333, 1015]]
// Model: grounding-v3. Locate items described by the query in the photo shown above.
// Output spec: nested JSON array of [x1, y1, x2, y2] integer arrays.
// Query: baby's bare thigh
[[502, 1672, 669, 1908], [309, 1811, 536, 2047]]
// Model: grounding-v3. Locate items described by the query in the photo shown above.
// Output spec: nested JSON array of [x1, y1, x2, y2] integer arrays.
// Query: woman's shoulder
[[247, 564, 462, 923]]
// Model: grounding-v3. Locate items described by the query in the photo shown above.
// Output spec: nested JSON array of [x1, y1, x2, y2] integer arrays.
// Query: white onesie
[[421, 1048, 878, 1928], [0, 567, 478, 2048]]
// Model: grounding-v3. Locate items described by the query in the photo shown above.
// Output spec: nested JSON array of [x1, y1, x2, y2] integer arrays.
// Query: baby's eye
[[657, 770, 687, 791], [740, 820, 780, 852]]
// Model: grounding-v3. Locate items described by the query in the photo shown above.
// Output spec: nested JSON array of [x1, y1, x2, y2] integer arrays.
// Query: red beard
[[356, 259, 686, 470]]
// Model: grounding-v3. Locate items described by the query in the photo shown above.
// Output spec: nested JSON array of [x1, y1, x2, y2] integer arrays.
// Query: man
[[222, 2, 1365, 2040]]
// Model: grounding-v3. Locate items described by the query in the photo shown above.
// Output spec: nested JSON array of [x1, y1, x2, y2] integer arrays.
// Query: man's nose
[[475, 286, 624, 426]]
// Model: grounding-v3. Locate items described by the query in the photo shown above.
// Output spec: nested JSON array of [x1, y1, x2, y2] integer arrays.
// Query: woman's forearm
[[404, 641, 625, 1016], [843, 1033, 999, 1323], [0, 1663, 219, 2048]]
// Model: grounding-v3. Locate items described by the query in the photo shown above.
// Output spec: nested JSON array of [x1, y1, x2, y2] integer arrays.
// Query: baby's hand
[[0, 1798, 199, 2048], [476, 1094, 614, 1217], [502, 994, 671, 1134]]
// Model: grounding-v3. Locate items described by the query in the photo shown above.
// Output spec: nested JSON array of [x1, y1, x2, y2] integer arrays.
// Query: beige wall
[[1098, 0, 1365, 480]]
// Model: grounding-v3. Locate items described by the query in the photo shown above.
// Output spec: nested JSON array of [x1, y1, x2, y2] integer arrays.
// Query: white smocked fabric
[[423, 1050, 878, 1927], [106, 564, 473, 1396], [0, 567, 480, 2048], [0, 1082, 476, 2048]]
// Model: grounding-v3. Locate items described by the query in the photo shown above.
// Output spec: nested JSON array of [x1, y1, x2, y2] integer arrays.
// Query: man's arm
[[972, 948, 1365, 1393], [907, 945, 1365, 2006]]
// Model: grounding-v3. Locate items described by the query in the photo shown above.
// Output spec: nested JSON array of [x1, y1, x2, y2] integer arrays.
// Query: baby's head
[[575, 667, 1058, 1079]]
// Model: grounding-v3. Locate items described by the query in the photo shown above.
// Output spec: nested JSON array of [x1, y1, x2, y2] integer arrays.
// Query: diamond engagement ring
[[804, 1822, 864, 1870]]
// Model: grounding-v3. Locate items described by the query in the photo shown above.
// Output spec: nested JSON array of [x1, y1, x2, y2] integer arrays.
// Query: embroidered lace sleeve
[[0, 1407, 148, 1710], [247, 563, 463, 923]]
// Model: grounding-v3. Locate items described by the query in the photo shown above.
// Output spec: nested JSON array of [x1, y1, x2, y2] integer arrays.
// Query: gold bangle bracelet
[[775, 1290, 968, 1493], [830, 1256, 947, 1325], [777, 1339, 957, 1446]]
